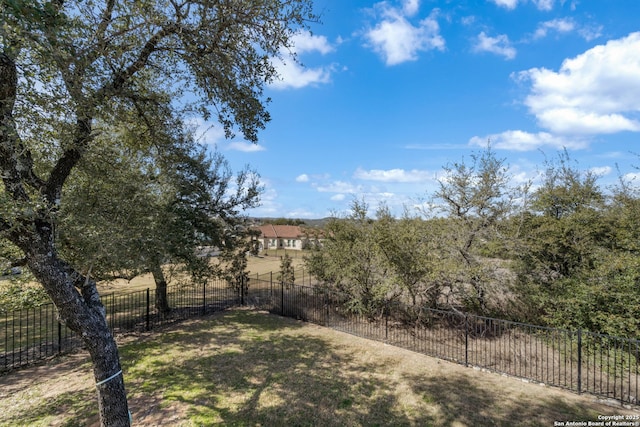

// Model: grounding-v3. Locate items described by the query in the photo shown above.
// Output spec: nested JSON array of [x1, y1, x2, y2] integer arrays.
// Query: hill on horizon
[[252, 217, 332, 228]]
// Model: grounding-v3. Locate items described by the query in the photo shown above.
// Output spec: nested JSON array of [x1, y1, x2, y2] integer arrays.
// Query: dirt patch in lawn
[[1, 308, 638, 426]]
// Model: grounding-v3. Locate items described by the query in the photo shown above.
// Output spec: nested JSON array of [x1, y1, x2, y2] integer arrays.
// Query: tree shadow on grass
[[403, 371, 620, 427], [2, 309, 626, 426], [122, 309, 436, 426]]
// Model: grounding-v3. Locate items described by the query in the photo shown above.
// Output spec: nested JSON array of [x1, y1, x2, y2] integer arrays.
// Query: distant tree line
[[261, 218, 307, 226], [305, 147, 640, 338]]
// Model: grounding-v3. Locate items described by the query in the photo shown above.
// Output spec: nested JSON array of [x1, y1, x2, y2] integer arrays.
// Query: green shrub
[[0, 280, 50, 313]]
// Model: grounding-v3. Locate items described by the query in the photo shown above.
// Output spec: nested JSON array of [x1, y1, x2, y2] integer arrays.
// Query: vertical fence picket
[[38, 306, 42, 360], [18, 309, 22, 367], [3, 311, 7, 370], [57, 320, 62, 355], [464, 314, 469, 367], [202, 282, 206, 315], [280, 281, 284, 317]]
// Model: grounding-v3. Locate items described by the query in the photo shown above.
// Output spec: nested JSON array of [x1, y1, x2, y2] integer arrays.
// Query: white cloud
[[469, 130, 588, 151], [490, 0, 554, 10], [302, 170, 441, 217], [185, 117, 226, 146], [490, 0, 519, 10], [225, 141, 266, 152], [533, 0, 554, 11], [461, 16, 476, 26], [533, 18, 575, 39], [590, 166, 613, 177], [532, 19, 602, 42], [510, 170, 533, 186], [285, 208, 317, 218], [354, 167, 433, 183], [270, 31, 335, 90], [291, 32, 334, 55], [403, 0, 420, 16], [185, 118, 268, 152], [295, 174, 310, 183], [517, 32, 640, 135], [578, 25, 603, 42], [474, 32, 516, 60], [536, 109, 640, 134], [623, 172, 640, 185], [248, 179, 280, 216], [364, 4, 444, 66], [314, 180, 361, 194], [270, 60, 332, 90]]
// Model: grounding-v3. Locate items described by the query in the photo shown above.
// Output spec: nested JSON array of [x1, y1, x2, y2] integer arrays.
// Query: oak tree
[[59, 107, 261, 314], [430, 145, 515, 314], [0, 1, 314, 424]]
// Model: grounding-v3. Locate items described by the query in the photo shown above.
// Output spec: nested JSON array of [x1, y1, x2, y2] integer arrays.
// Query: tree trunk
[[151, 262, 171, 314], [2, 51, 130, 425], [20, 233, 130, 426]]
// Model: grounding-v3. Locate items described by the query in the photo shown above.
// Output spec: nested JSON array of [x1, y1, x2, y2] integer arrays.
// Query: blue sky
[[197, 0, 640, 218]]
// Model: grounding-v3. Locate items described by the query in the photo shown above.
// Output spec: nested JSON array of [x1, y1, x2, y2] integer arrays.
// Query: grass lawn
[[1, 308, 637, 426]]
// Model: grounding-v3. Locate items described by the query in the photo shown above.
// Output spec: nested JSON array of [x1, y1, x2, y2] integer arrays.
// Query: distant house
[[257, 224, 321, 251]]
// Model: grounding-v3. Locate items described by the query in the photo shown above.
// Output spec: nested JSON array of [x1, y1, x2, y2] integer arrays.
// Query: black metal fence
[[2, 276, 639, 407], [1, 279, 237, 372], [247, 278, 640, 407], [250, 268, 320, 287]]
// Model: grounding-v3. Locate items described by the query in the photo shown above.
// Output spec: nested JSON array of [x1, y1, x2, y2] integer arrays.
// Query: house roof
[[258, 225, 303, 239]]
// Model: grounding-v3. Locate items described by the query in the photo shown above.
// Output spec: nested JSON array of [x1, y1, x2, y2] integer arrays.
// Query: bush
[[0, 280, 50, 313]]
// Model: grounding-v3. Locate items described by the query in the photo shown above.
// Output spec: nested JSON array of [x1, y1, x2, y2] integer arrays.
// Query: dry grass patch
[[95, 255, 292, 296], [1, 308, 637, 426]]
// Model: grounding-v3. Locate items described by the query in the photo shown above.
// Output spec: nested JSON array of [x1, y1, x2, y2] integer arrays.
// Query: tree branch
[[83, 0, 116, 70], [43, 117, 92, 205], [44, 21, 180, 206], [0, 53, 46, 200], [95, 23, 180, 102]]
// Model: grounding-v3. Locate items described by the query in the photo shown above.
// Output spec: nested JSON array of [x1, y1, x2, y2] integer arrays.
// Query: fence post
[[577, 328, 582, 394], [464, 314, 469, 367], [146, 288, 150, 331]]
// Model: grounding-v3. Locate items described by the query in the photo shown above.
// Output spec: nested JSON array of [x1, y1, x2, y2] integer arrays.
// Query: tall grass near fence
[[2, 275, 640, 408]]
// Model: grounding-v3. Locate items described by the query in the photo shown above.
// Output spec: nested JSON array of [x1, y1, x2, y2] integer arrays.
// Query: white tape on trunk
[[95, 370, 122, 387]]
